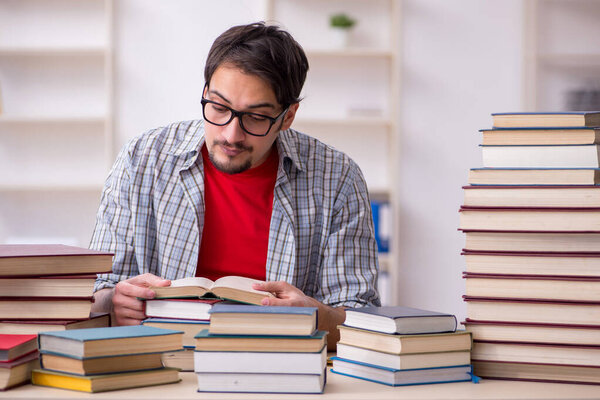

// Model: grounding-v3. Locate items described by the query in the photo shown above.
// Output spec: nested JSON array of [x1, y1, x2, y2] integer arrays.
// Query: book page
[[212, 276, 270, 295], [169, 276, 214, 289]]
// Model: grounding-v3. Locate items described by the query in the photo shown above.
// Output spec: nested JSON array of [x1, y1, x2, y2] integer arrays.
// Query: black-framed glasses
[[201, 98, 289, 137]]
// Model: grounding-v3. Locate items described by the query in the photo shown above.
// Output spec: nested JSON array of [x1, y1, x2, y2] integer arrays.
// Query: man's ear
[[280, 103, 300, 131]]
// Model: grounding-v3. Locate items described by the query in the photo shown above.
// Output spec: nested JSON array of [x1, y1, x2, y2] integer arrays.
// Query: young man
[[90, 22, 380, 348]]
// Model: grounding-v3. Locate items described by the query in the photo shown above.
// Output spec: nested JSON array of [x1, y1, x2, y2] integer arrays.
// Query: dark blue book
[[38, 325, 184, 359], [331, 357, 475, 386], [491, 111, 600, 128], [344, 306, 456, 335], [208, 304, 317, 336]]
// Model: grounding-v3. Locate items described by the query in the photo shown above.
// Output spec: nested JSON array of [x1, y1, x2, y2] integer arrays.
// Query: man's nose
[[221, 115, 246, 143]]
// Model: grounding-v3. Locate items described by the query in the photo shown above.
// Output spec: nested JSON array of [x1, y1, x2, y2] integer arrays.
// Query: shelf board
[[293, 116, 391, 127], [0, 46, 107, 56], [305, 48, 393, 58], [538, 53, 600, 68], [0, 116, 107, 124]]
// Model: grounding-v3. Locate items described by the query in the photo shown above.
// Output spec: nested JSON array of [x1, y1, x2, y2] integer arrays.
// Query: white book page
[[169, 276, 214, 289], [212, 275, 268, 294]]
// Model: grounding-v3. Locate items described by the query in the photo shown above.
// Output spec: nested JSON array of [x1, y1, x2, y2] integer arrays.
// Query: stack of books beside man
[[331, 306, 475, 386], [31, 325, 183, 392], [193, 303, 327, 394], [460, 111, 600, 385], [0, 244, 112, 334], [142, 275, 274, 371], [0, 334, 39, 390]]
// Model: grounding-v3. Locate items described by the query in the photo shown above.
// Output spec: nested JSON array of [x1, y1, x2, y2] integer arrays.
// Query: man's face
[[203, 64, 298, 174]]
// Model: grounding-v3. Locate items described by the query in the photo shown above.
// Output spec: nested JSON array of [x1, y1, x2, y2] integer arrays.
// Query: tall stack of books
[[0, 244, 113, 334], [31, 325, 183, 392], [142, 275, 274, 371], [194, 303, 327, 394], [0, 334, 39, 390], [460, 111, 600, 385], [331, 306, 475, 386]]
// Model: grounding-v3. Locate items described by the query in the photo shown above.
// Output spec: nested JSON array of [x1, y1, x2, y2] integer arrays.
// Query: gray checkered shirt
[[90, 120, 380, 307]]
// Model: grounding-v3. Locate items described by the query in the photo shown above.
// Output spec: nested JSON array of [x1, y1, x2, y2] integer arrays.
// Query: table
[[1, 371, 600, 399]]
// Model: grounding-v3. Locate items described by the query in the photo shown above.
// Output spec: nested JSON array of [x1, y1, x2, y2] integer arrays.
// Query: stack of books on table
[[460, 111, 600, 385], [0, 334, 39, 390], [331, 306, 474, 386], [31, 325, 183, 392], [194, 303, 327, 394], [0, 244, 112, 334], [142, 275, 274, 371]]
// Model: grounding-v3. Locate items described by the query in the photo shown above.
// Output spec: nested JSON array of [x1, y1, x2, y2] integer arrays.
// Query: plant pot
[[329, 27, 351, 49]]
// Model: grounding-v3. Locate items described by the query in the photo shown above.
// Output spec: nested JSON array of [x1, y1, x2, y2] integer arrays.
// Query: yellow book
[[31, 367, 180, 393]]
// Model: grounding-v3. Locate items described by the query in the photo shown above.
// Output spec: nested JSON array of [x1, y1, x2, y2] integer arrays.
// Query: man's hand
[[94, 273, 171, 326], [253, 281, 346, 350]]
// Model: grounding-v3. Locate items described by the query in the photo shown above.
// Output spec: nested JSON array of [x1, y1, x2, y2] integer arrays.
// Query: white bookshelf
[[0, 0, 113, 246], [523, 0, 600, 111], [265, 0, 401, 305]]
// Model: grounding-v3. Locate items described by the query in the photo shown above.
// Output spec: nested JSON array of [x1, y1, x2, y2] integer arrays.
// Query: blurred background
[[1, 0, 599, 322]]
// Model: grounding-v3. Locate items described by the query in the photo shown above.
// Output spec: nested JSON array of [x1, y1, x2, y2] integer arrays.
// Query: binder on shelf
[[371, 200, 391, 253]]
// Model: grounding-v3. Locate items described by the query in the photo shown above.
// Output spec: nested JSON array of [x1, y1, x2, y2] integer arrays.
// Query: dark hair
[[204, 22, 309, 108]]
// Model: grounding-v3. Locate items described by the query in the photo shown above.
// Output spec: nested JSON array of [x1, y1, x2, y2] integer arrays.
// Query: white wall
[[398, 0, 523, 322], [114, 1, 525, 320]]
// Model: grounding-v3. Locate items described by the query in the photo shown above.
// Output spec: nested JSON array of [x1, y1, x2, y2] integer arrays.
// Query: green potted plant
[[329, 13, 356, 48]]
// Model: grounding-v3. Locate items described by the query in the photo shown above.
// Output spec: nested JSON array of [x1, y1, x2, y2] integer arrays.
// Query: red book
[[0, 351, 40, 390], [0, 334, 37, 362], [0, 244, 113, 277]]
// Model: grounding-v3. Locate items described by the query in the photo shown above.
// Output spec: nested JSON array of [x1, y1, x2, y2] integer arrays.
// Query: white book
[[481, 144, 600, 168], [336, 343, 470, 370], [196, 371, 325, 393], [193, 346, 326, 374]]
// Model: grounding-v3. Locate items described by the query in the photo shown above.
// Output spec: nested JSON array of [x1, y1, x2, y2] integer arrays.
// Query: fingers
[[253, 281, 293, 294], [128, 273, 171, 288]]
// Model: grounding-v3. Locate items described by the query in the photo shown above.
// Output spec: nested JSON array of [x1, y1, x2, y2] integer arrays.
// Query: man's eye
[[211, 104, 229, 113], [248, 114, 268, 122]]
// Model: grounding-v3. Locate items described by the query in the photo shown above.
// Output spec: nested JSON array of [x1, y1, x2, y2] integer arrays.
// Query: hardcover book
[[38, 325, 184, 358], [343, 306, 457, 335], [0, 334, 37, 362], [472, 360, 600, 385], [0, 297, 93, 320], [0, 244, 112, 277], [142, 318, 209, 348], [459, 206, 600, 232], [463, 296, 600, 326], [144, 298, 221, 321], [208, 304, 317, 336], [0, 275, 96, 298], [462, 230, 600, 253], [337, 326, 472, 355], [193, 346, 327, 374], [480, 127, 600, 145], [40, 351, 163, 375], [331, 357, 473, 387], [463, 319, 600, 346], [0, 352, 39, 391], [335, 343, 471, 370], [194, 329, 327, 353], [462, 250, 600, 277], [481, 144, 600, 168], [149, 275, 274, 305], [468, 167, 600, 185], [491, 111, 600, 128], [195, 371, 325, 394], [463, 185, 600, 207], [31, 367, 180, 393], [0, 313, 110, 335]]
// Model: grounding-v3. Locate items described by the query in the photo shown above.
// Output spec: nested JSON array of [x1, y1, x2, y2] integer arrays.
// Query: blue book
[[38, 325, 183, 359], [491, 111, 600, 128], [331, 357, 476, 386], [370, 200, 390, 253], [208, 304, 318, 336], [344, 306, 457, 334]]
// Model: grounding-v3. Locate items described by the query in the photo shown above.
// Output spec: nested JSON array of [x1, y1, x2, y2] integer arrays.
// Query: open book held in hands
[[150, 276, 275, 305]]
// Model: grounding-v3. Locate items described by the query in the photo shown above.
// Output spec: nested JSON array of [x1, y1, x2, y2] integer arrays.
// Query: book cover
[[344, 306, 457, 334], [472, 360, 600, 385], [0, 334, 37, 362], [0, 352, 40, 391], [0, 275, 96, 298], [142, 318, 209, 348], [462, 230, 600, 253], [31, 367, 180, 393], [331, 357, 474, 387], [0, 297, 93, 320], [468, 167, 600, 186], [491, 111, 600, 128], [194, 329, 327, 352], [0, 313, 110, 335], [38, 325, 184, 358], [479, 127, 600, 145], [40, 351, 164, 375], [0, 244, 113, 277]]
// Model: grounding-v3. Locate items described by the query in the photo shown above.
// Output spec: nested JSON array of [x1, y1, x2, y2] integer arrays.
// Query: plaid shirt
[[91, 120, 380, 307]]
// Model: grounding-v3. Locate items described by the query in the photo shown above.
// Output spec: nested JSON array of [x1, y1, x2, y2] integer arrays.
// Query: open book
[[150, 276, 275, 305]]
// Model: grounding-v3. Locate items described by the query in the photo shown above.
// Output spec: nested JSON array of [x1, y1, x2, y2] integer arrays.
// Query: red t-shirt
[[196, 144, 279, 281]]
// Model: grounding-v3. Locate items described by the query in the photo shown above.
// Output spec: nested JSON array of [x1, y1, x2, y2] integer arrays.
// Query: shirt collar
[[276, 129, 305, 173]]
